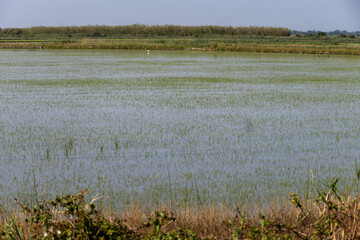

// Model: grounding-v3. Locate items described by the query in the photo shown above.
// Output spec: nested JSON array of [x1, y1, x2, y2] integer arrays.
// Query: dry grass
[[117, 201, 313, 239], [118, 204, 238, 239]]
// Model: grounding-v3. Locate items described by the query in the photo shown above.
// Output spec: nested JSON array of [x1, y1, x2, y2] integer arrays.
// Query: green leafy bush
[[3, 191, 137, 240]]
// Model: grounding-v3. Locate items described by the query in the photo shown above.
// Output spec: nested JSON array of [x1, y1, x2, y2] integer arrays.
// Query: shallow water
[[1, 49, 360, 207]]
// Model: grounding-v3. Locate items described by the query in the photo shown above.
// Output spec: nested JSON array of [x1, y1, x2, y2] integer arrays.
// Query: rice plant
[[0, 49, 360, 210]]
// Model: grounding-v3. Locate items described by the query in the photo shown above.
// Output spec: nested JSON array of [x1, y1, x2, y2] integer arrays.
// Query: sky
[[0, 0, 359, 31]]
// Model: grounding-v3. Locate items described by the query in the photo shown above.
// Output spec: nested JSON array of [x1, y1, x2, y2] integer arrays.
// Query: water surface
[[1, 49, 360, 207]]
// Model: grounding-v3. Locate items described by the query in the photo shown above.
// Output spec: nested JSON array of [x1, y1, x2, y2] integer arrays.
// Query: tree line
[[292, 29, 360, 37], [0, 24, 291, 37]]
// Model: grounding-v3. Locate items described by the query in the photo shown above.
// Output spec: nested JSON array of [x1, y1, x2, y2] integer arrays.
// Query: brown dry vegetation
[[98, 195, 360, 239]]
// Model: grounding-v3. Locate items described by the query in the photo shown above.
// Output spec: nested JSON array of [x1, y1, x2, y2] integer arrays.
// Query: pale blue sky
[[0, 0, 359, 31]]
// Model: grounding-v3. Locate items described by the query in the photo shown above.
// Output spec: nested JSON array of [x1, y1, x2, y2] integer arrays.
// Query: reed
[[0, 25, 291, 38]]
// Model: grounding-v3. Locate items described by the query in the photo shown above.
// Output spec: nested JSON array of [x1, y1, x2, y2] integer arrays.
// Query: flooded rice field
[[1, 49, 360, 208]]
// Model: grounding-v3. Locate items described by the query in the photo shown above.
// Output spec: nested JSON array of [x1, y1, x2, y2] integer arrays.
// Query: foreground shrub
[[2, 191, 137, 240], [3, 176, 360, 239]]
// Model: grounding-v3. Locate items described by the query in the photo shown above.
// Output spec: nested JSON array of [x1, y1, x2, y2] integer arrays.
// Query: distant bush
[[92, 31, 101, 37], [316, 31, 326, 38], [1, 28, 22, 35]]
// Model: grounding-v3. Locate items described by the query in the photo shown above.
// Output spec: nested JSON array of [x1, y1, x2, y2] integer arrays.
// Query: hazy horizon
[[0, 0, 359, 32]]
